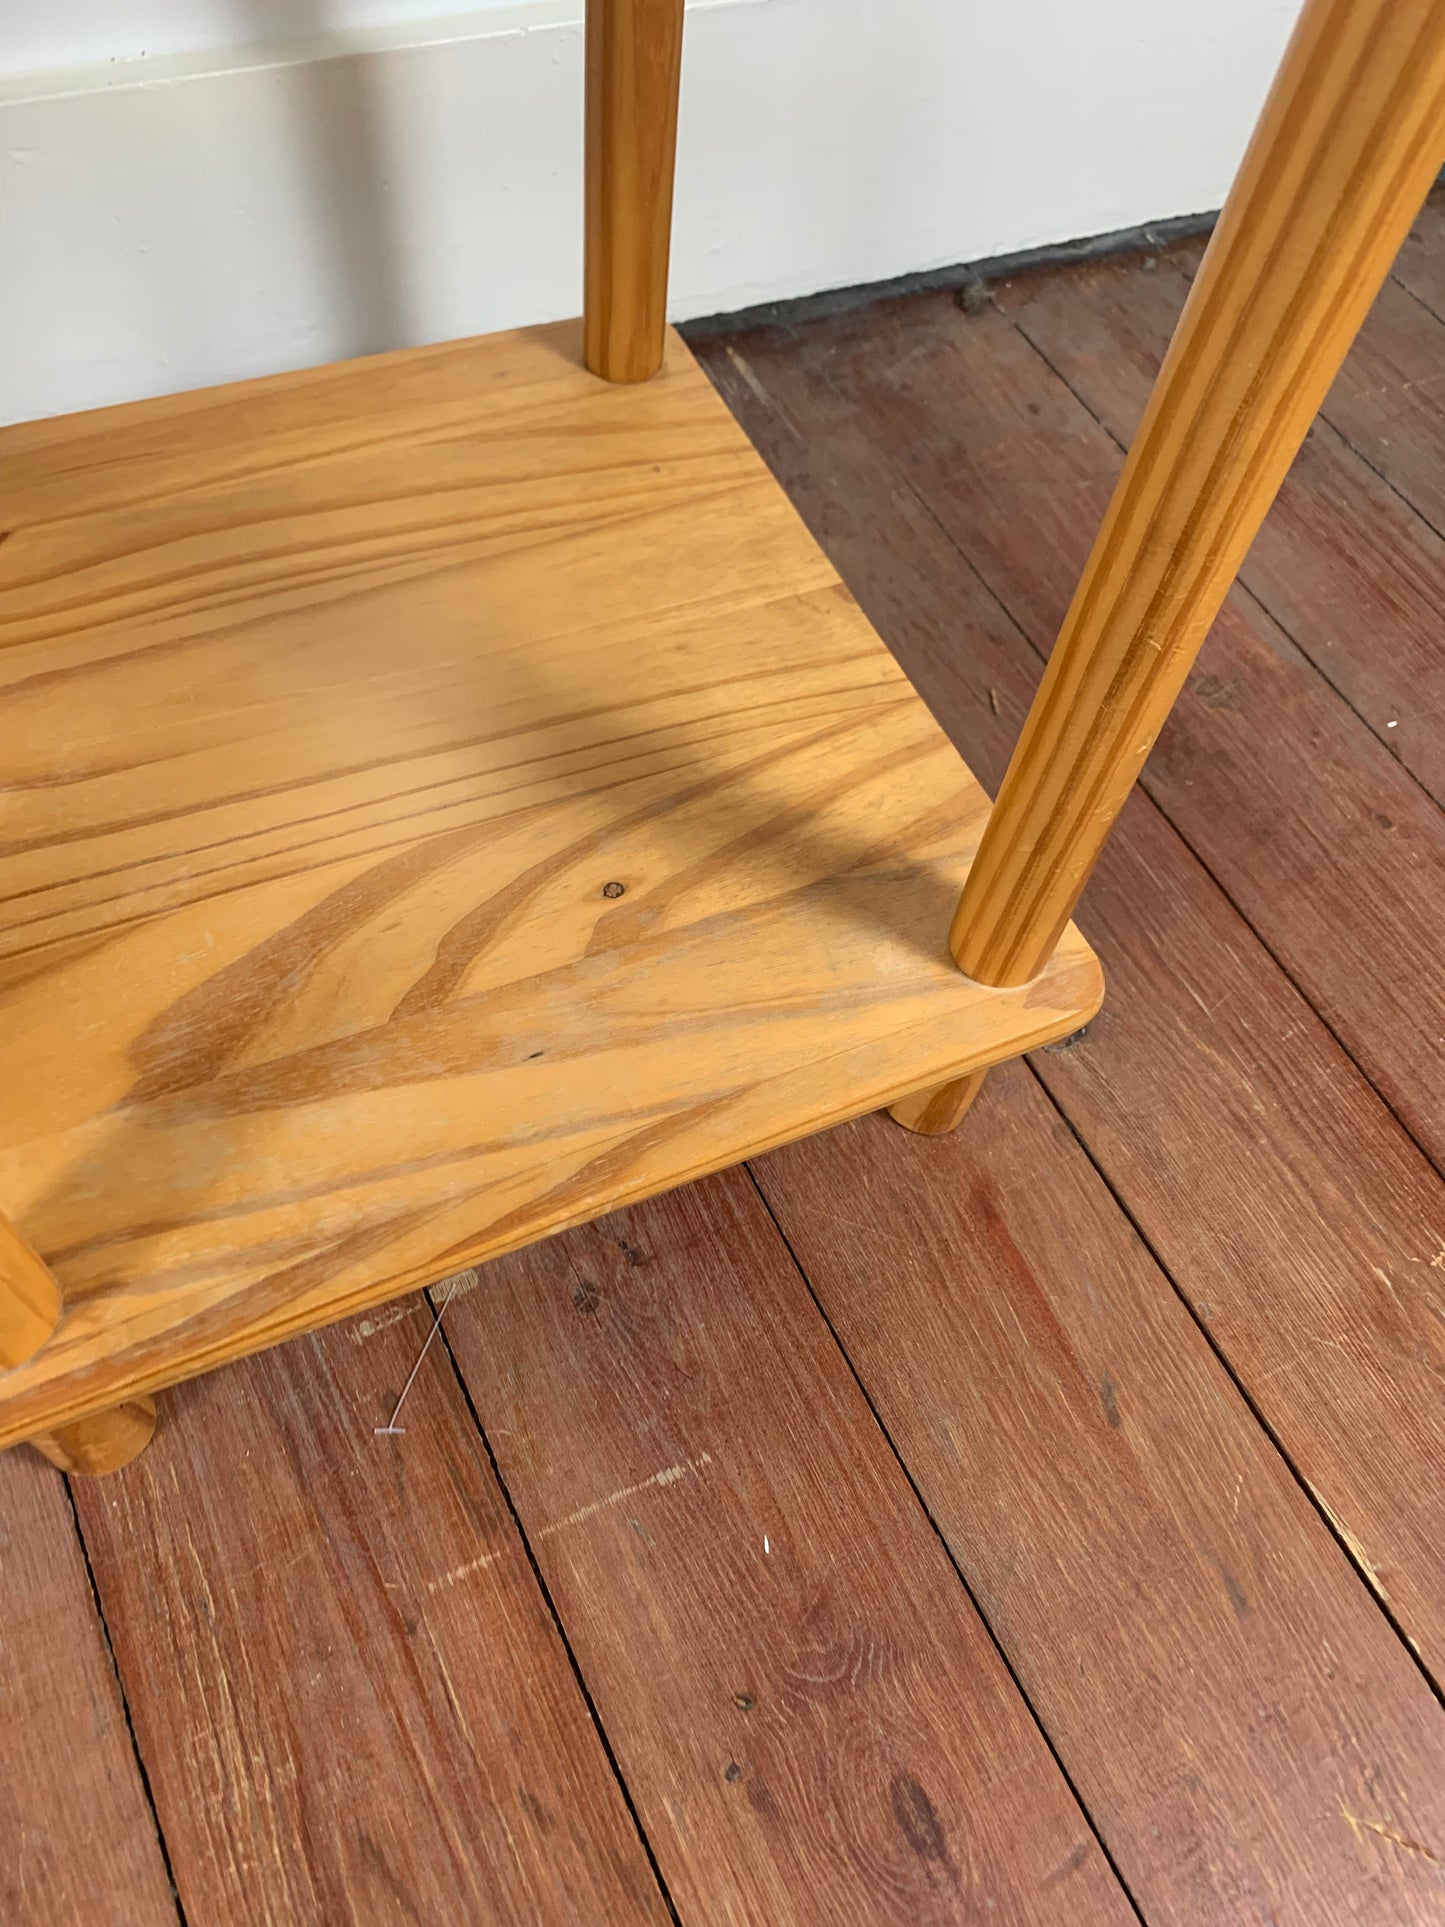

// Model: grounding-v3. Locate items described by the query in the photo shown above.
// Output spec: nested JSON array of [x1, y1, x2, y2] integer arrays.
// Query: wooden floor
[[8, 193, 1445, 1925]]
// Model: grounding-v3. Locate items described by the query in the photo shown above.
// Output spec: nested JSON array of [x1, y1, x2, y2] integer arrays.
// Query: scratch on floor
[[724, 345, 777, 414], [425, 1548, 504, 1593], [1340, 1808, 1445, 1867], [1182, 976, 1212, 1017], [351, 1270, 481, 1342], [351, 1302, 422, 1343], [538, 1453, 714, 1540], [1370, 1264, 1406, 1309]]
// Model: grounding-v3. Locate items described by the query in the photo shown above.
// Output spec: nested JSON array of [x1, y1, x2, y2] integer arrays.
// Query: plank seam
[[739, 1160, 1149, 1926], [1322, 271, 1445, 547], [61, 1473, 191, 1925], [864, 345, 1445, 1678], [823, 299, 1445, 1196], [431, 1309, 684, 1927], [1022, 1056, 1445, 1712]]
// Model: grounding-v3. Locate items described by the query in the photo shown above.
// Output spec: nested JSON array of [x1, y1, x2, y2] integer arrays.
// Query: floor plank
[[0, 1450, 178, 1927], [999, 240, 1445, 808], [752, 1077, 1445, 1927], [691, 325, 1445, 1693], [440, 1168, 1134, 1927], [1394, 187, 1445, 321], [70, 1297, 669, 1927], [1321, 265, 1445, 540]]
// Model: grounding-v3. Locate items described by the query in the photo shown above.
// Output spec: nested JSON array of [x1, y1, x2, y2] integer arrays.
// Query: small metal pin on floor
[[373, 1272, 472, 1437]]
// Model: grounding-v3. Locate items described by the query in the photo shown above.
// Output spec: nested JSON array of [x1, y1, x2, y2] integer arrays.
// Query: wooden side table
[[2, 0, 1442, 1471]]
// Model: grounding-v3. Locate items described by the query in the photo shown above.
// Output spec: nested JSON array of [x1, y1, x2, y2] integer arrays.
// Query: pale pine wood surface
[[0, 322, 1099, 1445], [887, 1067, 987, 1134]]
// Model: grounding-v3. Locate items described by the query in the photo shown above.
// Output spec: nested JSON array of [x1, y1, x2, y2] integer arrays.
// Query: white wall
[[0, 2, 514, 77], [0, 0, 1303, 424]]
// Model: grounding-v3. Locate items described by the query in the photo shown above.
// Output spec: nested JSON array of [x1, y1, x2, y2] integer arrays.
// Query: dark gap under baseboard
[[681, 208, 1219, 340]]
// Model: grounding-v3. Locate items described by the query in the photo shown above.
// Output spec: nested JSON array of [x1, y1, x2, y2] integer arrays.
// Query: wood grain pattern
[[1000, 235, 1445, 809], [0, 1448, 178, 1926], [695, 307, 1445, 1690], [70, 1294, 670, 1926], [0, 320, 1099, 1451], [584, 0, 685, 382], [441, 1168, 1134, 1926], [31, 1395, 157, 1475], [950, 0, 1445, 987], [754, 1080, 1445, 1927], [0, 1210, 59, 1370]]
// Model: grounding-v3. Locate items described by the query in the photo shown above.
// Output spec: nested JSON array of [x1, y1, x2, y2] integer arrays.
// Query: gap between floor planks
[[0, 1450, 178, 1927], [59, 1298, 678, 1927]]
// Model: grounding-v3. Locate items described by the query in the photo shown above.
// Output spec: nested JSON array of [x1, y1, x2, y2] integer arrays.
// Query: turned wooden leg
[[31, 1396, 158, 1476], [0, 1211, 61, 1370], [949, 0, 1445, 989], [889, 1069, 988, 1136], [583, 0, 685, 382]]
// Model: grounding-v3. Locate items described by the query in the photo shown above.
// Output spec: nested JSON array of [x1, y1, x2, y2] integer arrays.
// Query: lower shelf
[[0, 321, 1101, 1445]]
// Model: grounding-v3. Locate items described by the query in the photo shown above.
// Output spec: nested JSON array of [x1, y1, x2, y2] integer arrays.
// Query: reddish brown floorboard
[[0, 1450, 178, 1926], [439, 1169, 1130, 1927], [68, 1302, 672, 1927], [1395, 189, 1445, 323], [1323, 260, 1445, 545], [8, 207, 1445, 1927], [754, 1076, 1445, 1927]]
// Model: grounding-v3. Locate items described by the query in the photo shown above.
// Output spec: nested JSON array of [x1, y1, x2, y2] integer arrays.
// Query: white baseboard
[[1, 0, 1302, 424]]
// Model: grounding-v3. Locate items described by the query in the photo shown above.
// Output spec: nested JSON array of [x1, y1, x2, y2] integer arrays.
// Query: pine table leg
[[891, 0, 1445, 1136], [948, 0, 1445, 994]]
